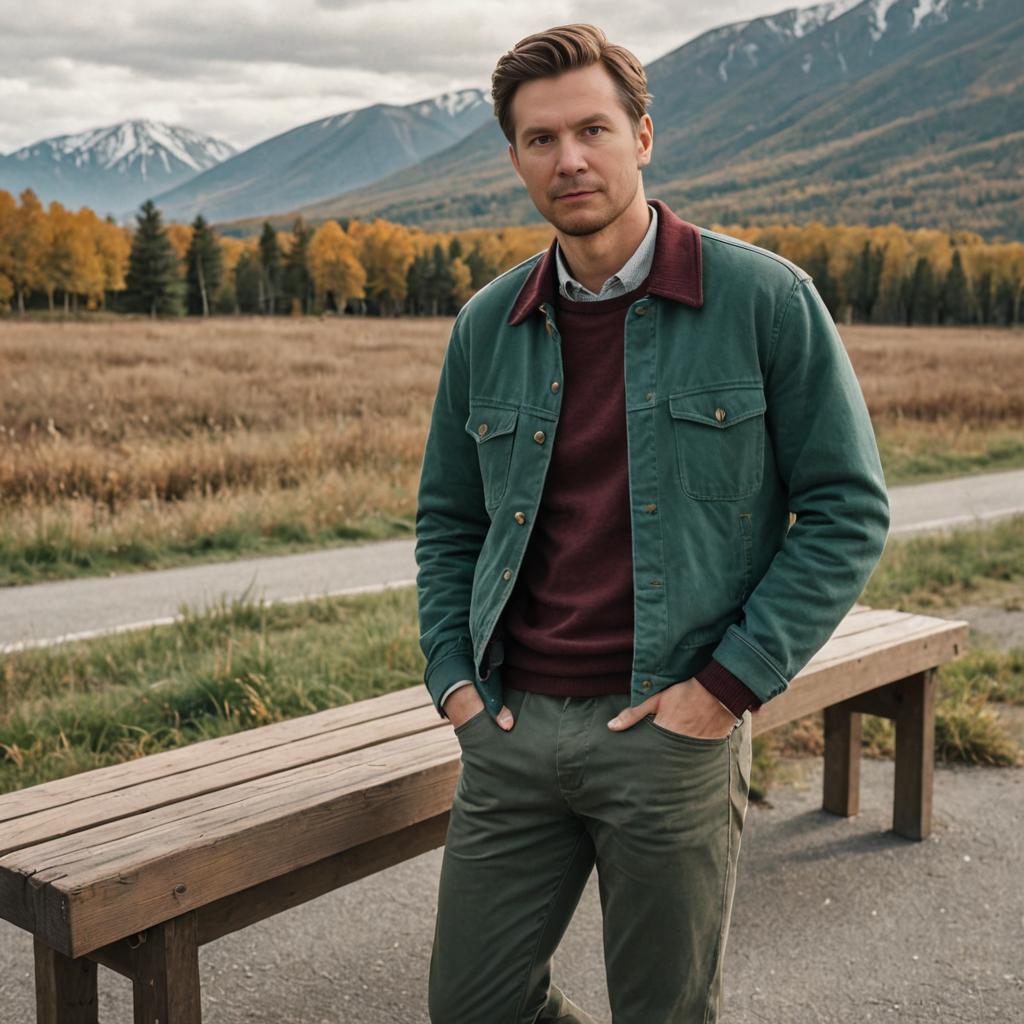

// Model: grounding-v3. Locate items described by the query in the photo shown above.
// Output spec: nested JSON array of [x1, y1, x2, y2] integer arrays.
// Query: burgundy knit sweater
[[499, 269, 762, 719]]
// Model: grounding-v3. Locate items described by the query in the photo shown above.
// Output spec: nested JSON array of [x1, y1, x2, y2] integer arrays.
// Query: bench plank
[[0, 704, 444, 856], [0, 686, 432, 825], [751, 615, 966, 734], [1, 729, 460, 957]]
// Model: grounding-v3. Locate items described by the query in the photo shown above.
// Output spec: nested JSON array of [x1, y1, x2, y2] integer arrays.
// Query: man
[[415, 22, 890, 1024]]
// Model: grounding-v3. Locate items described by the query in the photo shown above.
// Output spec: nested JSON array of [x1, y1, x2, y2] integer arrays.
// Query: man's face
[[507, 62, 652, 237]]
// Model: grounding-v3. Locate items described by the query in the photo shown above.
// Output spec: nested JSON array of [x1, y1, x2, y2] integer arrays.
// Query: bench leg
[[33, 937, 98, 1024], [823, 705, 862, 818], [892, 668, 936, 841], [131, 912, 202, 1024]]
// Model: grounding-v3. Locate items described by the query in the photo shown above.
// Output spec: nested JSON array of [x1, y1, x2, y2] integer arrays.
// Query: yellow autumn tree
[[451, 255, 473, 307], [348, 217, 416, 315], [94, 217, 132, 305], [7, 189, 49, 314], [309, 220, 366, 312]]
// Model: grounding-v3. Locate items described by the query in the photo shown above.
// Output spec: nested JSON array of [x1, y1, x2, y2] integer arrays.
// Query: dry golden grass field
[[0, 316, 1022, 585]]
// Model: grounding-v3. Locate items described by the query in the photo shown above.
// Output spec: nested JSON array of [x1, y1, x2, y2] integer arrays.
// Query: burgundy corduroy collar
[[507, 196, 703, 326]]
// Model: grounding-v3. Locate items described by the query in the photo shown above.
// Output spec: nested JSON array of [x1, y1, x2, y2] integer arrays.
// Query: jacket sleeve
[[415, 308, 491, 719], [709, 276, 891, 705]]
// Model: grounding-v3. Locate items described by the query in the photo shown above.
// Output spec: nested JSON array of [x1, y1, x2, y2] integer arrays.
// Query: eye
[[531, 135, 551, 146], [585, 126, 604, 137]]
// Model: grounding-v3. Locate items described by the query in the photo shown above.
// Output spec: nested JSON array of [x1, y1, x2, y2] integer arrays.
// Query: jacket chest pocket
[[667, 382, 766, 500], [465, 400, 519, 512]]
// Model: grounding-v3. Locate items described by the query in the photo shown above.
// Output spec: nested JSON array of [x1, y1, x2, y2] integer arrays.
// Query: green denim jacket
[[415, 198, 891, 722]]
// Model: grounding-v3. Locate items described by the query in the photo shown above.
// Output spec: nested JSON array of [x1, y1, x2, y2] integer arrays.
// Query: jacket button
[[635, 305, 648, 316], [551, 381, 560, 392], [645, 503, 657, 513], [641, 679, 652, 690], [715, 407, 726, 422], [478, 422, 488, 436], [514, 511, 525, 524], [649, 580, 663, 587], [533, 430, 546, 444], [645, 391, 653, 401], [502, 568, 512, 580]]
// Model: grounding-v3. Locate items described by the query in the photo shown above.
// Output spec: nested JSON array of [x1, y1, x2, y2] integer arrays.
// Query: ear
[[636, 114, 653, 168], [508, 142, 525, 186]]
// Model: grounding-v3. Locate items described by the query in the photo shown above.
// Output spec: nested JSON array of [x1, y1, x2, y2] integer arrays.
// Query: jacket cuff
[[425, 651, 477, 719], [694, 658, 763, 718]]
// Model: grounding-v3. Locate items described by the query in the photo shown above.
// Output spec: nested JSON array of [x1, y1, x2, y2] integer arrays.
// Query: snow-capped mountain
[[294, 0, 1020, 241], [150, 87, 492, 224], [0, 120, 237, 216]]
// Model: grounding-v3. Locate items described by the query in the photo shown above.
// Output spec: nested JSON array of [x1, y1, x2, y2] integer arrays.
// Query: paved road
[[2, 755, 1020, 1022], [2, 468, 1023, 653]]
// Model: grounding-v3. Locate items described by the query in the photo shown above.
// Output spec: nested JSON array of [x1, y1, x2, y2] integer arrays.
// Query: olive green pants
[[428, 686, 752, 1024]]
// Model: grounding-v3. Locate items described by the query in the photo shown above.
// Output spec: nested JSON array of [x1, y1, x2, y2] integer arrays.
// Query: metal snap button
[[533, 430, 546, 443], [502, 568, 512, 580], [715, 408, 726, 422], [514, 511, 525, 524]]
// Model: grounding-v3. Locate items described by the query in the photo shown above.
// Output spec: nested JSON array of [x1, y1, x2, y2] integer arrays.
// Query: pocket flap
[[465, 403, 518, 443], [668, 383, 766, 429]]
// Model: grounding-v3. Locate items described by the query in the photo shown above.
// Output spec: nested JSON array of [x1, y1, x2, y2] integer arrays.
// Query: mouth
[[556, 190, 596, 201]]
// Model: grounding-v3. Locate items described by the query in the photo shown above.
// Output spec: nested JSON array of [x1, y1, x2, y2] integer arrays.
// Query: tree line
[[1, 188, 1022, 326]]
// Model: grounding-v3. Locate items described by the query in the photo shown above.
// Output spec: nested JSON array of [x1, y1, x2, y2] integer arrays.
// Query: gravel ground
[[2, 756, 1021, 1023]]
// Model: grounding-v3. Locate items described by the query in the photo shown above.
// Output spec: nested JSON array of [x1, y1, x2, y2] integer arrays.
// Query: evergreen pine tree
[[283, 217, 314, 315], [908, 257, 936, 326], [972, 268, 992, 325], [123, 199, 184, 317], [994, 278, 1016, 327], [185, 214, 224, 316], [406, 250, 432, 315], [429, 242, 455, 316], [234, 251, 263, 314], [258, 222, 282, 315], [941, 249, 972, 325], [850, 240, 884, 322]]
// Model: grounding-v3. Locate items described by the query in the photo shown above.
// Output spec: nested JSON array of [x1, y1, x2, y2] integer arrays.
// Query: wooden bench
[[0, 602, 967, 1022]]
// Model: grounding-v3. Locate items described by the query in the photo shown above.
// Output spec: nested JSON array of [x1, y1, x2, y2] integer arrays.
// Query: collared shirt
[[554, 202, 659, 301]]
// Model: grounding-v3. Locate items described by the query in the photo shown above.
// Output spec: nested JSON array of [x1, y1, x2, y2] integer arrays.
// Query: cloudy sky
[[0, 0, 810, 154]]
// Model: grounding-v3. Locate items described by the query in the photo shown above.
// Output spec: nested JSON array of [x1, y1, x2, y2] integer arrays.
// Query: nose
[[554, 135, 588, 178]]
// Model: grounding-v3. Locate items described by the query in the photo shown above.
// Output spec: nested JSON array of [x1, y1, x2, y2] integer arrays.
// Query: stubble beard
[[546, 175, 639, 237]]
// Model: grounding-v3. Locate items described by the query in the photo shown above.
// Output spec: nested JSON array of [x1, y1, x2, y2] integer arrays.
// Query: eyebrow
[[519, 113, 613, 140]]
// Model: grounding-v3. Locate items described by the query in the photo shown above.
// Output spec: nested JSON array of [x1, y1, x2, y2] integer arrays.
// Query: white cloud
[[0, 0, 805, 153]]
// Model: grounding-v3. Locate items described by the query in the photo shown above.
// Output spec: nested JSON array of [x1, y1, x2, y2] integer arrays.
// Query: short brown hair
[[491, 23, 653, 149]]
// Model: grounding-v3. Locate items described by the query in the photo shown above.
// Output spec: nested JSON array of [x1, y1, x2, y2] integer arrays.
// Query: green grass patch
[[878, 432, 1024, 486], [0, 585, 424, 794], [863, 513, 1024, 611]]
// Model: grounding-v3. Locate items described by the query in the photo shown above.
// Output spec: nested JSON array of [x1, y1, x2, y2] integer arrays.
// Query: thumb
[[496, 704, 515, 730], [608, 695, 657, 731]]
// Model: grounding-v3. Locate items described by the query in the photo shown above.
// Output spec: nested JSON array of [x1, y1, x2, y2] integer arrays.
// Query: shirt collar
[[554, 202, 658, 300], [507, 196, 703, 326]]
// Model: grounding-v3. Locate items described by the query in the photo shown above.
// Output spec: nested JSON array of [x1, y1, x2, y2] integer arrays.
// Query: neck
[[556, 188, 651, 295]]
